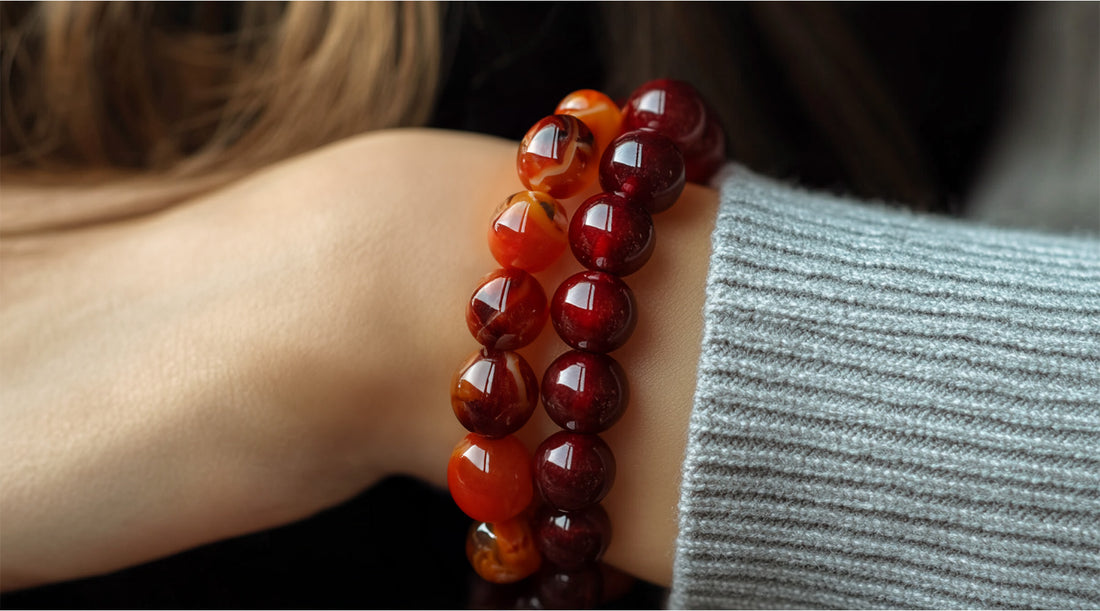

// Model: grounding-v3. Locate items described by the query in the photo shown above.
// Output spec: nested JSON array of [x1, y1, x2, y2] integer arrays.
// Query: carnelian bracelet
[[447, 79, 724, 607]]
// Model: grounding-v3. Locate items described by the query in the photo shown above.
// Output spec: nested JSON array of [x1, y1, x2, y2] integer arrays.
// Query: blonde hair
[[2, 1, 441, 175]]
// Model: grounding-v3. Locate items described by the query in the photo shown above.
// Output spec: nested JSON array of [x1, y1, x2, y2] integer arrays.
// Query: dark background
[[2, 2, 1020, 608]]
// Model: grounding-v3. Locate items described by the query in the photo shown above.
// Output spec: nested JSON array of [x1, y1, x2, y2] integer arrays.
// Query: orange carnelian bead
[[466, 517, 542, 584], [448, 433, 534, 523], [488, 191, 568, 272], [517, 115, 597, 199], [555, 89, 623, 159]]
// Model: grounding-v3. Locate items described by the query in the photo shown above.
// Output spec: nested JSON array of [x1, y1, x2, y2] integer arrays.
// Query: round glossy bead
[[517, 114, 597, 199], [467, 268, 548, 350], [684, 115, 726, 184], [622, 78, 707, 151], [550, 271, 637, 353], [535, 504, 612, 570], [488, 191, 568, 273], [541, 350, 629, 434], [535, 431, 616, 511], [569, 192, 656, 276], [537, 565, 602, 609], [448, 433, 534, 523], [598, 130, 686, 214], [451, 348, 538, 438], [466, 516, 542, 584], [555, 89, 623, 158]]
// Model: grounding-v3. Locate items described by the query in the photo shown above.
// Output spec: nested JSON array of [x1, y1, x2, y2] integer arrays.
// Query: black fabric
[[430, 2, 605, 141], [2, 478, 472, 609], [2, 477, 665, 609]]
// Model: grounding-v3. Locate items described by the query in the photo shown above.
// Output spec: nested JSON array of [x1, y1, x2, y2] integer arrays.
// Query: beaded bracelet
[[447, 79, 724, 608]]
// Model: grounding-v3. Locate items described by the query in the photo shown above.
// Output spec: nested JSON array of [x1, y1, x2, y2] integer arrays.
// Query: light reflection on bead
[[451, 348, 538, 438], [551, 271, 637, 353], [535, 431, 616, 511], [598, 130, 685, 214], [467, 517, 542, 583], [448, 433, 534, 523], [570, 192, 656, 276], [489, 191, 568, 272], [467, 268, 548, 350], [535, 504, 612, 569], [541, 350, 628, 433], [622, 78, 707, 151], [517, 115, 598, 199], [555, 89, 624, 160]]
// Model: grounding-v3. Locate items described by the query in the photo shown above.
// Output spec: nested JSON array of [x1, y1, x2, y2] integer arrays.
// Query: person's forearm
[[0, 129, 718, 590]]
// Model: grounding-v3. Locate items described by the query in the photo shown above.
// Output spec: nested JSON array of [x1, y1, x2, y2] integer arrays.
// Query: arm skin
[[0, 129, 717, 591]]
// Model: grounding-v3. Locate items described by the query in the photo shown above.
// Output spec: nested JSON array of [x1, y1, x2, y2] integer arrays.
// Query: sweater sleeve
[[669, 166, 1100, 609]]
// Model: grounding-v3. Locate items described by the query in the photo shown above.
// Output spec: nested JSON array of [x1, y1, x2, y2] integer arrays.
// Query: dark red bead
[[622, 78, 707, 151], [569, 192, 656, 277], [535, 431, 616, 511], [598, 130, 686, 214], [541, 350, 628, 434], [537, 565, 602, 609], [467, 268, 548, 350], [684, 115, 726, 184], [451, 348, 538, 438], [535, 504, 612, 569], [550, 271, 637, 353]]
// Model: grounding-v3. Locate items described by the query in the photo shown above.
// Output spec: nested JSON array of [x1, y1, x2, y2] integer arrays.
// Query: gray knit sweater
[[670, 167, 1099, 608], [670, 6, 1099, 608]]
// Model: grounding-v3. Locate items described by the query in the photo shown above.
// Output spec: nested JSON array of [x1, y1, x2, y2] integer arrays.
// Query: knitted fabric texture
[[670, 167, 1100, 609]]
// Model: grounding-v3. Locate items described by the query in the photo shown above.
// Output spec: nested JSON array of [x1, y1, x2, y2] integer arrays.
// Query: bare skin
[[0, 129, 718, 591]]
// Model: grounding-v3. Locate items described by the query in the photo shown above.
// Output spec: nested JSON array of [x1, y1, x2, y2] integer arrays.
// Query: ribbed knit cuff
[[671, 167, 1100, 609]]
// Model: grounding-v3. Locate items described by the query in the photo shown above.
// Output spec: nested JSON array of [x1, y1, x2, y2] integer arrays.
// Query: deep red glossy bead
[[537, 565, 603, 609], [569, 192, 656, 276], [550, 271, 637, 353], [517, 115, 598, 199], [467, 268, 548, 350], [466, 516, 542, 584], [598, 130, 686, 214], [535, 431, 616, 511], [451, 348, 538, 438], [448, 433, 534, 523], [488, 191, 568, 273], [541, 350, 628, 434], [535, 504, 612, 570], [684, 115, 726, 184], [621, 78, 707, 151]]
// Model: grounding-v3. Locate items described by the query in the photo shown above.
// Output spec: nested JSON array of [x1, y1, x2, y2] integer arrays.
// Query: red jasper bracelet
[[447, 79, 724, 607]]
